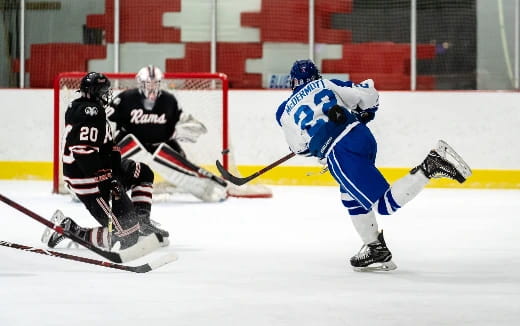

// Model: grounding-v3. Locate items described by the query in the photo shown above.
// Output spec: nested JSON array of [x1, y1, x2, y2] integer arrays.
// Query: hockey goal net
[[53, 72, 272, 198]]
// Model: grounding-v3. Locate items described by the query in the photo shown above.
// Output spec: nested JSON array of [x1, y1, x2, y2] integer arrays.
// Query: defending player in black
[[42, 72, 169, 254], [106, 65, 228, 202]]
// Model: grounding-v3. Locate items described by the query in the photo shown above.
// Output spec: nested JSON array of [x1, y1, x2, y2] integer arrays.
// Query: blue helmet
[[289, 59, 321, 90]]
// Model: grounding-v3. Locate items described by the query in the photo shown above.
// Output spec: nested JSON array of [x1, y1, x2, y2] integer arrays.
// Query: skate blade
[[436, 140, 472, 182], [40, 210, 66, 244], [353, 260, 397, 272]]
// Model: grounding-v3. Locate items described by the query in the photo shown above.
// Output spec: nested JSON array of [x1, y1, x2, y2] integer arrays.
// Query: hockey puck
[[222, 149, 230, 155]]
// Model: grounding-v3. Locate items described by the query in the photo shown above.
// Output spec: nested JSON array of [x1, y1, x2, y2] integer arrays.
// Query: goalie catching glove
[[171, 111, 207, 143]]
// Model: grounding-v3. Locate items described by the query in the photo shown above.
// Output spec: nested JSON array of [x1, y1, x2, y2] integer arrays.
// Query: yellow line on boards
[[227, 166, 520, 189], [0, 162, 52, 180], [0, 162, 519, 189]]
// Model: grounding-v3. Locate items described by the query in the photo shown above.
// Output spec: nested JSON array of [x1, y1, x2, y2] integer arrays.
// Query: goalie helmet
[[79, 72, 112, 105], [289, 59, 322, 90], [136, 65, 163, 101]]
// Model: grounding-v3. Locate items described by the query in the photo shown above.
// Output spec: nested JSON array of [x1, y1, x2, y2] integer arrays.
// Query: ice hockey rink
[[0, 180, 519, 326]]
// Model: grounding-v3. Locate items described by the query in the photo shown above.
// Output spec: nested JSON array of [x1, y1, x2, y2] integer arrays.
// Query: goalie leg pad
[[118, 134, 154, 164], [151, 144, 228, 202]]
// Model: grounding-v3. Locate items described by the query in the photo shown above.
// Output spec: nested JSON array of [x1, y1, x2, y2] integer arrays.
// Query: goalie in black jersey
[[42, 72, 169, 253], [105, 65, 228, 202]]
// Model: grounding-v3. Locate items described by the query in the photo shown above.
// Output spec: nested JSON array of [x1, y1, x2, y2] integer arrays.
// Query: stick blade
[[215, 159, 230, 178], [215, 160, 250, 186], [116, 233, 161, 263], [131, 252, 178, 273]]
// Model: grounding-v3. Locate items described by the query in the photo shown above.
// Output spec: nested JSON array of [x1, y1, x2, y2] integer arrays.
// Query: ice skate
[[41, 210, 79, 249], [139, 219, 170, 247], [137, 210, 170, 247], [350, 231, 397, 272], [412, 140, 472, 183]]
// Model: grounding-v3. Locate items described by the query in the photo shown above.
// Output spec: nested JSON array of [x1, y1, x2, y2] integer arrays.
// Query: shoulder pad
[[275, 101, 287, 126], [83, 105, 99, 116], [70, 101, 104, 122], [330, 79, 354, 87], [111, 96, 121, 106]]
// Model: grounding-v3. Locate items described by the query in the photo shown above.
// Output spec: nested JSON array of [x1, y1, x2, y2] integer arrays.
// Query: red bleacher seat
[[166, 43, 262, 89], [87, 0, 181, 43], [241, 0, 352, 43], [322, 42, 437, 90], [25, 44, 106, 88]]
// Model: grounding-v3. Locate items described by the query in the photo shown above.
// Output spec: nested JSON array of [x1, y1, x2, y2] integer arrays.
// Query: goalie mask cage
[[53, 72, 229, 194]]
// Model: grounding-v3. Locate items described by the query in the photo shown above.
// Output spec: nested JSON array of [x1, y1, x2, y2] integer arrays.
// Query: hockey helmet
[[136, 65, 163, 101], [289, 59, 322, 90], [79, 72, 112, 105]]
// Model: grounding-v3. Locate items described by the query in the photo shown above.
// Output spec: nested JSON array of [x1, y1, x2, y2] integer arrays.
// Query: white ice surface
[[0, 181, 519, 326]]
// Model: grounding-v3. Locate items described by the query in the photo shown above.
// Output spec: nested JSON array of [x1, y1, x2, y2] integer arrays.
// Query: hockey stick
[[1, 193, 133, 264], [0, 240, 176, 273], [216, 152, 296, 186], [153, 143, 228, 187]]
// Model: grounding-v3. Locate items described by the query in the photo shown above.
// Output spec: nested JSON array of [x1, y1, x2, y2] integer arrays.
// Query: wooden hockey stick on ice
[[0, 240, 176, 273], [0, 194, 174, 265], [0, 193, 126, 263], [216, 152, 295, 186]]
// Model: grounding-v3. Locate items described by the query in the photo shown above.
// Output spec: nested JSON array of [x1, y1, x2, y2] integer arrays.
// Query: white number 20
[[79, 126, 98, 142]]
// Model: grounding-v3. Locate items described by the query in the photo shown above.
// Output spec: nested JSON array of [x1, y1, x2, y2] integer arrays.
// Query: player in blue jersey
[[276, 59, 472, 271]]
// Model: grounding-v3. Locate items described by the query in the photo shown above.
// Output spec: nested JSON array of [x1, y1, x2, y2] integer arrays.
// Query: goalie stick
[[216, 152, 296, 186], [0, 193, 156, 264], [0, 240, 177, 273]]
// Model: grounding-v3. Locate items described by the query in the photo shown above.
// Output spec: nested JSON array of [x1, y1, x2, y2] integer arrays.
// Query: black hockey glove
[[95, 169, 113, 183], [327, 105, 347, 124], [110, 179, 124, 200], [95, 169, 122, 199], [95, 169, 112, 195], [354, 107, 375, 124]]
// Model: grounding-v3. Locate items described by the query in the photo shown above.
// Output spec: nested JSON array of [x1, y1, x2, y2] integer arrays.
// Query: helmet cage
[[136, 65, 163, 101], [139, 80, 161, 100], [96, 85, 112, 105]]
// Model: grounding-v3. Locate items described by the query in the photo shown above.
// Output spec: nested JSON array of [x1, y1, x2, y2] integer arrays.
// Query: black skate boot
[[41, 210, 82, 249], [110, 230, 140, 251], [411, 140, 472, 183], [350, 231, 397, 272], [140, 221, 169, 247], [137, 209, 170, 247]]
